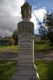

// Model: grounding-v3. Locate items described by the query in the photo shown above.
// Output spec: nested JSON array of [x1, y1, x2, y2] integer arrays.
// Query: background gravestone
[[12, 2, 39, 80]]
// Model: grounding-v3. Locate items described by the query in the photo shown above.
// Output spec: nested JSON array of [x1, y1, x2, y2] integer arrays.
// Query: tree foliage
[[44, 13, 53, 28], [47, 31, 53, 44], [39, 23, 47, 40], [12, 30, 18, 45], [43, 13, 53, 44]]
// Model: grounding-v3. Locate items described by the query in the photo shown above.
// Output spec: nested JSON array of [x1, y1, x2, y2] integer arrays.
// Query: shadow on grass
[[0, 60, 17, 80], [35, 60, 53, 80], [47, 61, 53, 80]]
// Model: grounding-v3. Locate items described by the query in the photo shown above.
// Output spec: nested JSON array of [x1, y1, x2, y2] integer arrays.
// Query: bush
[[47, 31, 53, 45], [35, 40, 45, 44]]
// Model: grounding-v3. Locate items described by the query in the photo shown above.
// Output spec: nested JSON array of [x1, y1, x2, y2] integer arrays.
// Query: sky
[[0, 0, 53, 36]]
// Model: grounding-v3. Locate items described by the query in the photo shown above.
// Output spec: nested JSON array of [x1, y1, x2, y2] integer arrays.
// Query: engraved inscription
[[19, 34, 33, 54]]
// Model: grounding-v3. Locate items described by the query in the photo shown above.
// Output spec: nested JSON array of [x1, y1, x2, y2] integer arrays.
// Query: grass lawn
[[0, 60, 17, 80], [35, 60, 53, 80], [0, 60, 53, 80], [0, 45, 53, 80], [0, 46, 17, 52], [0, 41, 53, 52], [35, 41, 53, 52]]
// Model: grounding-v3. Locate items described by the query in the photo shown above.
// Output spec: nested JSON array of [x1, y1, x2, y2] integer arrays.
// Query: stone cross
[[12, 2, 39, 80]]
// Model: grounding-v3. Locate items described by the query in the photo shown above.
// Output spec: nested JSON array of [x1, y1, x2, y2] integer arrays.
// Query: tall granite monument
[[12, 2, 39, 80]]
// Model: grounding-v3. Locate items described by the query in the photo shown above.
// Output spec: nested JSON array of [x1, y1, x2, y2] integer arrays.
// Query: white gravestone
[[12, 2, 39, 80]]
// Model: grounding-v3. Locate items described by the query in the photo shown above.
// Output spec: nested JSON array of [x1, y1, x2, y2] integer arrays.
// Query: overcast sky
[[0, 0, 53, 36]]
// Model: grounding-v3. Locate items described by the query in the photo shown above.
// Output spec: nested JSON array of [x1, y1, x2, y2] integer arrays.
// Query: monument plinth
[[12, 2, 39, 80]]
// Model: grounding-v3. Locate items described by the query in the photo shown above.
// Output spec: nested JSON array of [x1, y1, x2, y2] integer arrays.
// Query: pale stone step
[[17, 62, 34, 66], [13, 75, 39, 80]]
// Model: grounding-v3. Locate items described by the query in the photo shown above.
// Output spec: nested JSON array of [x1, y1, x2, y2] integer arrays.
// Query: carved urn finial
[[21, 2, 32, 20]]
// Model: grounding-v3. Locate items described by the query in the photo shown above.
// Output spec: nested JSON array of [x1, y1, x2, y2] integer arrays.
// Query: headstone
[[12, 2, 39, 80]]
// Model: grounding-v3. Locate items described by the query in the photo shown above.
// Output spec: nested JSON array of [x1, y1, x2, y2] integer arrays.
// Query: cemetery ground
[[0, 60, 53, 80], [0, 42, 53, 80]]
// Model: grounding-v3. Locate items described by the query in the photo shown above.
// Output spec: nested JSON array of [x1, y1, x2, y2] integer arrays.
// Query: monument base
[[12, 62, 39, 80]]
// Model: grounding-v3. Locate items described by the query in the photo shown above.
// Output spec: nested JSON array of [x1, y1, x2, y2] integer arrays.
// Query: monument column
[[12, 2, 39, 80]]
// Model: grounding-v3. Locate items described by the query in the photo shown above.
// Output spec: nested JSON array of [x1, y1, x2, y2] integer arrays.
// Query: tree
[[12, 30, 18, 45], [44, 13, 53, 28], [47, 30, 53, 44], [39, 23, 47, 40], [43, 13, 53, 44]]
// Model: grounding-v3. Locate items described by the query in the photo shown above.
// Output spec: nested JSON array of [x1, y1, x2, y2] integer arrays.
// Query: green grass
[[0, 46, 17, 52], [35, 41, 53, 52], [0, 60, 17, 80], [35, 60, 53, 80], [0, 41, 53, 52], [0, 60, 53, 80]]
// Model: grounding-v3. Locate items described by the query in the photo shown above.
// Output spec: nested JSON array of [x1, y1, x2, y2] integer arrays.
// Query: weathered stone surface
[[12, 21, 39, 80], [12, 2, 39, 80], [18, 21, 34, 35], [21, 2, 32, 19], [13, 66, 38, 80]]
